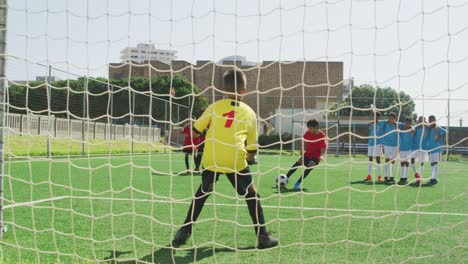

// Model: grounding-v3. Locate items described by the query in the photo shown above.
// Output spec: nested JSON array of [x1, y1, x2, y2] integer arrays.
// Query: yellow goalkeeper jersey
[[194, 98, 258, 173]]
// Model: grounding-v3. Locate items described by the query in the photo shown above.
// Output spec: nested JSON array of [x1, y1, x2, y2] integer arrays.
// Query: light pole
[[47, 65, 52, 158]]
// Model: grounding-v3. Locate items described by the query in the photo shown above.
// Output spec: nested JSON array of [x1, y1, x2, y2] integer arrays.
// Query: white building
[[217, 55, 257, 66], [120, 43, 177, 64], [36, 76, 57, 82]]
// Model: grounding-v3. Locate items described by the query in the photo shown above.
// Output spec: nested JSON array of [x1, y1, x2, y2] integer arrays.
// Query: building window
[[131, 50, 138, 53]]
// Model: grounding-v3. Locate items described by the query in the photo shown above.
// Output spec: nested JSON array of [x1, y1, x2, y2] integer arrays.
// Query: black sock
[[296, 168, 313, 184], [182, 186, 210, 233], [185, 155, 190, 170], [286, 161, 301, 178], [195, 153, 202, 168], [245, 192, 268, 236]]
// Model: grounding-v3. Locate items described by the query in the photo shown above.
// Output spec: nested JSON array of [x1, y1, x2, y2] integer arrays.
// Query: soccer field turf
[[1, 154, 466, 263]]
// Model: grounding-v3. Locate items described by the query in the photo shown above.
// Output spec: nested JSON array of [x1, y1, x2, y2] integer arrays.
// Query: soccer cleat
[[397, 178, 408, 185], [387, 177, 395, 183], [384, 177, 388, 182], [364, 175, 372, 181], [257, 234, 279, 249], [427, 178, 438, 185], [377, 176, 384, 182], [415, 173, 422, 185], [294, 182, 301, 190], [171, 228, 191, 247]]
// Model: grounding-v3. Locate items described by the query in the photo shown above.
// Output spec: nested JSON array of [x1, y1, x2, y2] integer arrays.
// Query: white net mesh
[[1, 0, 467, 263]]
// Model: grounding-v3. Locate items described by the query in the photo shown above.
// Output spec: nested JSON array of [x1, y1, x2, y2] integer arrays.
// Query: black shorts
[[183, 148, 194, 155], [301, 157, 320, 168], [198, 143, 205, 153], [200, 167, 253, 196]]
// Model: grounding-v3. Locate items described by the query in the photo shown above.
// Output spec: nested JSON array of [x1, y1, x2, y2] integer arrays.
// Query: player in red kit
[[285, 119, 327, 190], [180, 116, 197, 174], [193, 128, 206, 173]]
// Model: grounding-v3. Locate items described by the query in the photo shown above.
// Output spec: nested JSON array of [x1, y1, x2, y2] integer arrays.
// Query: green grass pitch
[[0, 153, 466, 263]]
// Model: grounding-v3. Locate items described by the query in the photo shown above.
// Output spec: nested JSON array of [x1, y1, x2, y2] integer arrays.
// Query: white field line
[[6, 153, 468, 168], [5, 153, 173, 163], [3, 195, 468, 217]]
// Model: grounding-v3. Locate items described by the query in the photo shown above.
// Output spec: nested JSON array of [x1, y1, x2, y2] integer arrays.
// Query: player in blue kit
[[410, 116, 428, 183], [364, 111, 385, 182], [398, 117, 414, 185], [381, 112, 401, 183], [424, 115, 446, 185]]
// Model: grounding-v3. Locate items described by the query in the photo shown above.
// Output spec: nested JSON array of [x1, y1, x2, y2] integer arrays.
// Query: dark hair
[[404, 116, 412, 122], [428, 115, 436, 121], [223, 70, 246, 93], [375, 111, 381, 117], [388, 112, 396, 118], [307, 119, 319, 128]]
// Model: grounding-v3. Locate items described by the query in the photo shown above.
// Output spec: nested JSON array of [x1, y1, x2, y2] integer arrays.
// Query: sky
[[5, 0, 468, 127]]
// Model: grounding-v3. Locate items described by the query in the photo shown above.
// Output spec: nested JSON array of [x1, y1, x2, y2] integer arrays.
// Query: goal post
[[0, 0, 7, 240]]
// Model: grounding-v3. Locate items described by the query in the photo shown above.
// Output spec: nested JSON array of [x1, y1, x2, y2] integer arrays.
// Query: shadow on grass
[[104, 244, 256, 264], [151, 172, 202, 177], [408, 182, 435, 188], [348, 180, 387, 185], [271, 187, 309, 193], [349, 180, 435, 188]]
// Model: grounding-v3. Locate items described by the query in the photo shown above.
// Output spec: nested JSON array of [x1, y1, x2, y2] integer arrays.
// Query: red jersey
[[181, 126, 196, 150], [303, 130, 327, 160], [193, 133, 205, 147]]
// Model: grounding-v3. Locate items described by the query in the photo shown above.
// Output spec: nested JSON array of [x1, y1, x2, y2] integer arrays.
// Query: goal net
[[1, 0, 467, 263]]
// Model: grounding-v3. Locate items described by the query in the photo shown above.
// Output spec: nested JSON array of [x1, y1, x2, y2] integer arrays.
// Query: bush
[[258, 133, 292, 150], [445, 154, 462, 162]]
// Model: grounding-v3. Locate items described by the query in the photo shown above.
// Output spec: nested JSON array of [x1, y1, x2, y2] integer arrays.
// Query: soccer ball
[[275, 174, 289, 188]]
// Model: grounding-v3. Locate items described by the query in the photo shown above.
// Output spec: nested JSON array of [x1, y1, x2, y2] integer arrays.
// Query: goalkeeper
[[172, 70, 278, 249]]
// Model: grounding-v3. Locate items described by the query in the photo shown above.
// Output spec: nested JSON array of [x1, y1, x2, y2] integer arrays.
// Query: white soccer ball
[[275, 174, 289, 188]]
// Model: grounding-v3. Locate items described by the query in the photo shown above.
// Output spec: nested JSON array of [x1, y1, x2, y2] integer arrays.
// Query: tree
[[7, 75, 209, 126], [333, 84, 416, 121]]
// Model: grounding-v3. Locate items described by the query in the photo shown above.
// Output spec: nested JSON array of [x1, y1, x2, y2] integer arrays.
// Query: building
[[217, 55, 257, 66], [36, 76, 57, 82], [8, 76, 58, 85], [109, 58, 343, 135], [120, 43, 177, 64]]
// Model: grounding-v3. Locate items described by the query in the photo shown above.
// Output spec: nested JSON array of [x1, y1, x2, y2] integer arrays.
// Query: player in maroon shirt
[[193, 128, 206, 173], [285, 119, 328, 190], [180, 116, 197, 174]]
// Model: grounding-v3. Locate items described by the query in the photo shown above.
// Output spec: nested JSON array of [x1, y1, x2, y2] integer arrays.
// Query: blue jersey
[[424, 126, 446, 153], [368, 121, 385, 146], [382, 121, 400, 147], [412, 126, 426, 150], [399, 128, 414, 151]]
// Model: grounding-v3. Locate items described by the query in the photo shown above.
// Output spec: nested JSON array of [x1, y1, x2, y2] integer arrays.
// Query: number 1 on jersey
[[223, 110, 235, 128]]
